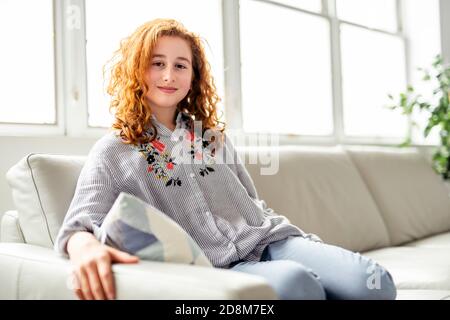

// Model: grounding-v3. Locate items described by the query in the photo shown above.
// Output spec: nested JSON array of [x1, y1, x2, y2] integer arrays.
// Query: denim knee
[[351, 263, 397, 300], [273, 261, 326, 300], [366, 267, 397, 300]]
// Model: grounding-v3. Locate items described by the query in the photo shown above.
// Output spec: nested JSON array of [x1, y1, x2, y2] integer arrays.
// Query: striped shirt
[[54, 111, 319, 268]]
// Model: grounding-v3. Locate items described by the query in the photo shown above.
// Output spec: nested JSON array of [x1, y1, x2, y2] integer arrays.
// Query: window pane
[[341, 24, 407, 138], [0, 0, 55, 124], [269, 0, 321, 13], [240, 0, 333, 135], [85, 0, 224, 128], [336, 0, 397, 32]]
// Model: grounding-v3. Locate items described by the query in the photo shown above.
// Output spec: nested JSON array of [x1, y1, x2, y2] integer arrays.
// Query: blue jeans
[[230, 236, 397, 300]]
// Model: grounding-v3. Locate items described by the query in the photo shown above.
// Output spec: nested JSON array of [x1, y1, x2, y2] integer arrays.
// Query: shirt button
[[205, 211, 211, 216], [189, 173, 195, 178], [228, 243, 234, 249]]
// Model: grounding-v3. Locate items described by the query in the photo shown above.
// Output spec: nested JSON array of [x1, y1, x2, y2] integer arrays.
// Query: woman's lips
[[158, 87, 177, 94]]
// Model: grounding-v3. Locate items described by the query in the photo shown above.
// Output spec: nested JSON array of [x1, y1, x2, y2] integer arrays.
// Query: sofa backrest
[[240, 146, 390, 252], [345, 146, 450, 245], [5, 146, 450, 253]]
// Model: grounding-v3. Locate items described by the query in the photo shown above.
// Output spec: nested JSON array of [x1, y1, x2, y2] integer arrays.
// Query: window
[[239, 0, 333, 135], [338, 0, 407, 139], [0, 0, 444, 147], [0, 0, 56, 125], [340, 24, 407, 138], [237, 0, 441, 144], [85, 0, 224, 128]]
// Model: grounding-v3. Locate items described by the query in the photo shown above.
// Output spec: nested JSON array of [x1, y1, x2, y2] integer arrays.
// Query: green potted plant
[[386, 54, 450, 179]]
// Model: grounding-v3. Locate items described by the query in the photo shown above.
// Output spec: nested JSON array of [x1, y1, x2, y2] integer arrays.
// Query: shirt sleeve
[[54, 141, 120, 257]]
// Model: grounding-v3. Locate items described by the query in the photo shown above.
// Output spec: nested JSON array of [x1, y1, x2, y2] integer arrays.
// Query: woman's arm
[[67, 231, 138, 300], [54, 138, 120, 256], [55, 137, 139, 300]]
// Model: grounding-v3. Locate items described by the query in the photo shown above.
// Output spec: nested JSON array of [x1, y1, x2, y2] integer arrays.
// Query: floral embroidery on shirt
[[185, 130, 216, 177], [136, 113, 219, 187], [138, 137, 182, 187]]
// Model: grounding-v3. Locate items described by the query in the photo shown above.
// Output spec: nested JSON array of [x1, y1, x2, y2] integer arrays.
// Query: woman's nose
[[163, 68, 175, 82]]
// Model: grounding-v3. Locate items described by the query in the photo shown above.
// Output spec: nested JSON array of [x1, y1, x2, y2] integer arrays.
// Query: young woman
[[55, 18, 396, 301]]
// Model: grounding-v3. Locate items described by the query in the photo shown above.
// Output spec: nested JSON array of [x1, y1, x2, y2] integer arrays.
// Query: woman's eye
[[152, 62, 164, 67], [176, 64, 187, 69]]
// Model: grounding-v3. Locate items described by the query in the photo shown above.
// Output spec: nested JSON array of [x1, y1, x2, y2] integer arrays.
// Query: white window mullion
[[63, 0, 107, 137], [440, 0, 450, 64], [326, 0, 343, 145], [61, 0, 86, 136], [54, 0, 68, 136], [222, 0, 244, 133], [398, 0, 413, 141], [321, 0, 328, 14]]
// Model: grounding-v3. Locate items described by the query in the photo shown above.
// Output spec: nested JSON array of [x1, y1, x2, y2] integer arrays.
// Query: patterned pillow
[[99, 192, 212, 267]]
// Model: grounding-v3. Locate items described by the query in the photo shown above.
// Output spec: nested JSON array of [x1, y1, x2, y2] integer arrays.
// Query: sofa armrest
[[1, 211, 25, 243], [0, 243, 277, 300]]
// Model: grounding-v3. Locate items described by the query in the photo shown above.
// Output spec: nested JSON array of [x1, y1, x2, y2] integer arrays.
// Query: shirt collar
[[150, 110, 192, 137]]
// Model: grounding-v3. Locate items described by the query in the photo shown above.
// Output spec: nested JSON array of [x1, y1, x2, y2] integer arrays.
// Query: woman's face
[[144, 36, 193, 113]]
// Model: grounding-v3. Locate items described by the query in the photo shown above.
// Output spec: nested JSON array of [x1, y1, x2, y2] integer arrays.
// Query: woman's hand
[[67, 231, 139, 300]]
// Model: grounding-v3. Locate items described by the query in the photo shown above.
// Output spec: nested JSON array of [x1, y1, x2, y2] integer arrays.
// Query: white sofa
[[2, 145, 450, 300]]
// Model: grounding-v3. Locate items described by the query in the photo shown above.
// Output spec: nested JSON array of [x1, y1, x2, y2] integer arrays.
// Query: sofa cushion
[[364, 246, 450, 290], [238, 146, 390, 252], [346, 146, 450, 246], [0, 211, 25, 243], [100, 192, 212, 267], [6, 154, 86, 247], [405, 231, 450, 248], [396, 290, 450, 300]]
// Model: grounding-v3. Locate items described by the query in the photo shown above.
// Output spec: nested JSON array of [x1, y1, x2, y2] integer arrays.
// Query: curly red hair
[[105, 18, 225, 145]]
